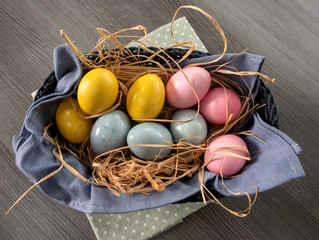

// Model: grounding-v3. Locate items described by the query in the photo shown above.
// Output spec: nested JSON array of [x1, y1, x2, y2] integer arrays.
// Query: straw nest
[[44, 6, 273, 201]]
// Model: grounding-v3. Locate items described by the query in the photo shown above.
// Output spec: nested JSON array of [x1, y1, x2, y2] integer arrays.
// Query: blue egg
[[90, 110, 131, 155], [127, 122, 173, 160], [170, 109, 207, 145]]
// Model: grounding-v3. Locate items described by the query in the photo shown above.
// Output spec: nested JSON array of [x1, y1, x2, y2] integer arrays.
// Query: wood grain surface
[[1, 0, 318, 239]]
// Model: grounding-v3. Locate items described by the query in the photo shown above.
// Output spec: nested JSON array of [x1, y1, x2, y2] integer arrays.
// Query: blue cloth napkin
[[12, 43, 305, 214]]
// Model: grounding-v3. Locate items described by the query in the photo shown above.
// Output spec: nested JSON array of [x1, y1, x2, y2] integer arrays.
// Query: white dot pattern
[[129, 16, 208, 51], [88, 202, 205, 240]]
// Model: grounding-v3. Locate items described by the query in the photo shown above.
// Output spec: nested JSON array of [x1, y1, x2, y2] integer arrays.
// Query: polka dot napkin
[[129, 16, 207, 51], [87, 17, 208, 240], [88, 202, 205, 240]]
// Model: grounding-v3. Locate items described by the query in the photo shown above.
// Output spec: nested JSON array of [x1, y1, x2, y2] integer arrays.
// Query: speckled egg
[[170, 109, 207, 145], [90, 110, 131, 155], [127, 122, 173, 160]]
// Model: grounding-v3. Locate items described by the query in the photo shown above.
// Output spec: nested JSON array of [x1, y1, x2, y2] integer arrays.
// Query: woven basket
[[33, 47, 279, 203]]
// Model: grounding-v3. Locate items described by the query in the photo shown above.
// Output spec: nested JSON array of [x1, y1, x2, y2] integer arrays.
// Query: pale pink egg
[[204, 134, 248, 177], [166, 67, 211, 108], [200, 87, 241, 124]]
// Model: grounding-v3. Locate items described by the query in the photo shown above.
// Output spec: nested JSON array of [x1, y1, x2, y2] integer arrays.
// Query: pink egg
[[204, 134, 248, 177], [200, 87, 241, 124], [166, 67, 211, 108]]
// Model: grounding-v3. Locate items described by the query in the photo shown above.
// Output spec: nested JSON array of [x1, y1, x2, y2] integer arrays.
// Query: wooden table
[[1, 0, 318, 239]]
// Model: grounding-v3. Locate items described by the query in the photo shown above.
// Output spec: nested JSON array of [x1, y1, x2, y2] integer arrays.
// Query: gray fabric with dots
[[88, 202, 205, 240], [129, 17, 207, 51]]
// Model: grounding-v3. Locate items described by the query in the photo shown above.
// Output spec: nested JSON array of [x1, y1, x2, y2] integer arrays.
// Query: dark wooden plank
[[1, 0, 318, 239]]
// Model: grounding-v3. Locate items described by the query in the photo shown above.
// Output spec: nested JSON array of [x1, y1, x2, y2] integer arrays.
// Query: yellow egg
[[77, 68, 119, 115], [127, 74, 165, 121], [55, 97, 92, 143]]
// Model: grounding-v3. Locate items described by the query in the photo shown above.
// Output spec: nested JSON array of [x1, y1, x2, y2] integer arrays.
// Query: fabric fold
[[12, 43, 304, 214]]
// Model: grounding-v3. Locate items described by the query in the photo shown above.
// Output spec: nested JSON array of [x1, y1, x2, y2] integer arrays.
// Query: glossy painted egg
[[77, 68, 119, 115], [170, 109, 207, 145], [90, 110, 131, 155], [127, 122, 173, 160], [55, 97, 92, 143], [166, 67, 211, 108], [200, 87, 241, 124], [204, 134, 248, 177], [126, 74, 165, 121]]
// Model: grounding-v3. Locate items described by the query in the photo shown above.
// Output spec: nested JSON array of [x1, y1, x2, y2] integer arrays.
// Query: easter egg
[[126, 74, 165, 121], [90, 110, 131, 155], [127, 122, 173, 160], [166, 67, 211, 108], [200, 87, 241, 124], [55, 97, 92, 143], [204, 134, 248, 177], [170, 109, 207, 145], [77, 68, 119, 115]]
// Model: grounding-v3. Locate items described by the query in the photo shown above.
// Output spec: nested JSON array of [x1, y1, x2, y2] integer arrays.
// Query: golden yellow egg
[[126, 74, 165, 121], [55, 97, 92, 143], [77, 68, 119, 115]]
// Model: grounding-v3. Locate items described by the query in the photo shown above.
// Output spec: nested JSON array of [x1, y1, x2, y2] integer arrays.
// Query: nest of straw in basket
[[44, 6, 273, 199]]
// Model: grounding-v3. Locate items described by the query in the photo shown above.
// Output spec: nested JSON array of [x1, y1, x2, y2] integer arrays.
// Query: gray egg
[[127, 122, 172, 160], [90, 110, 131, 155], [170, 109, 207, 145]]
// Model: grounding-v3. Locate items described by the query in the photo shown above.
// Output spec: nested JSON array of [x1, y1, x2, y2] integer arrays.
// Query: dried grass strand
[[6, 163, 64, 215]]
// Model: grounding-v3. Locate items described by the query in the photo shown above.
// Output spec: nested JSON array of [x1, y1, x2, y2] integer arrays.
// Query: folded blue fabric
[[12, 44, 305, 214]]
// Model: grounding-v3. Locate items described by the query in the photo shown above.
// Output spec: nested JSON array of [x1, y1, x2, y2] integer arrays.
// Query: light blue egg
[[90, 110, 131, 155], [127, 122, 173, 160], [170, 109, 207, 145]]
